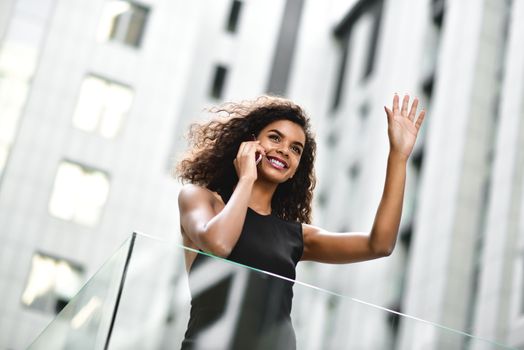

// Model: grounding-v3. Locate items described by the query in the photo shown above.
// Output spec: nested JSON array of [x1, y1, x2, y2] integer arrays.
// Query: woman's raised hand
[[384, 94, 426, 160], [234, 141, 266, 181]]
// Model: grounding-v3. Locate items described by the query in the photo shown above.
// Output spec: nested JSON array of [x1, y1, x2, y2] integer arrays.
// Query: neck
[[248, 178, 277, 214]]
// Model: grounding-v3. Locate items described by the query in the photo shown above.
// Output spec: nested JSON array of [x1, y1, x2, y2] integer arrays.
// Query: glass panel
[[21, 252, 84, 314], [26, 233, 518, 349], [105, 233, 176, 349], [105, 233, 518, 350], [26, 234, 135, 350]]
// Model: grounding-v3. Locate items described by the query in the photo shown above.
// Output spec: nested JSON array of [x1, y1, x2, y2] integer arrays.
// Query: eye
[[292, 146, 302, 155], [269, 134, 280, 142]]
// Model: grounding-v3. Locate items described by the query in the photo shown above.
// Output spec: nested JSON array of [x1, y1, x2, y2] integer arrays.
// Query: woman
[[176, 94, 425, 349]]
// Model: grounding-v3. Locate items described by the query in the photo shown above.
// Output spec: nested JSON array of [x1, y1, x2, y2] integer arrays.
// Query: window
[[316, 191, 328, 208], [421, 0, 445, 101], [226, 1, 243, 33], [361, 1, 383, 80], [48, 161, 110, 227], [21, 252, 84, 314], [431, 0, 445, 27], [331, 0, 384, 110], [347, 161, 361, 180], [325, 130, 339, 148], [331, 40, 349, 110], [72, 75, 133, 139], [265, 0, 305, 95], [0, 45, 32, 177], [210, 65, 228, 99], [97, 0, 149, 47], [521, 257, 524, 315], [321, 295, 340, 348], [359, 101, 370, 120]]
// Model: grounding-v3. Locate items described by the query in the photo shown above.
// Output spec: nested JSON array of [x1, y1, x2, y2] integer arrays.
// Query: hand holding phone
[[234, 135, 265, 180]]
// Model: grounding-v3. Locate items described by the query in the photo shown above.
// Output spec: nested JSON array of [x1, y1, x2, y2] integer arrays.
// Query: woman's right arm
[[178, 141, 265, 258]]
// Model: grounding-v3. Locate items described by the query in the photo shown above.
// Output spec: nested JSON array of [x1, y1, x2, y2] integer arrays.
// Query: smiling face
[[255, 119, 306, 184]]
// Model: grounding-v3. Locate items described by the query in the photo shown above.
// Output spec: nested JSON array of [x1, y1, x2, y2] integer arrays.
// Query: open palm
[[384, 94, 425, 159]]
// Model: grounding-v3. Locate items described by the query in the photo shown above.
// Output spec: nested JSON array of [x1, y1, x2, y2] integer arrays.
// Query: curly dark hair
[[175, 95, 316, 224]]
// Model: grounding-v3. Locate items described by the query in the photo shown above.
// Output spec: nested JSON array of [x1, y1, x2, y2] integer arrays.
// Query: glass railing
[[28, 232, 519, 349], [26, 235, 136, 350]]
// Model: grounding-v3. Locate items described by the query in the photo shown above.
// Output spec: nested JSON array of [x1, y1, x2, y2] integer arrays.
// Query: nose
[[276, 145, 289, 158]]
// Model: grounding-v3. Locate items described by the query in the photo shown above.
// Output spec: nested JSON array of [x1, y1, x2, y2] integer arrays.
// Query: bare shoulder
[[178, 183, 211, 200], [178, 184, 221, 270], [301, 223, 324, 238], [178, 184, 214, 207], [300, 223, 330, 261], [178, 183, 226, 215], [178, 184, 218, 248]]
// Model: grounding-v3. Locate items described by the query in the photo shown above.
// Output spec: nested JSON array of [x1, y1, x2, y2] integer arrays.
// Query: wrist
[[238, 176, 256, 185], [388, 150, 409, 163]]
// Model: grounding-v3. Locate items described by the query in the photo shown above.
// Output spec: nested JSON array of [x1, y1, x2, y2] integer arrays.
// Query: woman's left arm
[[301, 94, 425, 264]]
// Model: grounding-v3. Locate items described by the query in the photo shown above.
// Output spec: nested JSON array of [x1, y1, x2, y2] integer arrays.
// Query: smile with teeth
[[266, 156, 287, 170]]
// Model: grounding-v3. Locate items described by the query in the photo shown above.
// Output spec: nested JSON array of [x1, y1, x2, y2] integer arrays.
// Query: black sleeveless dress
[[181, 191, 303, 350]]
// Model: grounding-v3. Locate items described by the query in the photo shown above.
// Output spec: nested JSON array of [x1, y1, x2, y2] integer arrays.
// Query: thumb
[[384, 106, 393, 119]]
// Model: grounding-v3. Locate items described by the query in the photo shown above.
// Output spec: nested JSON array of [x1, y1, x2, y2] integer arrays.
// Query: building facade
[[0, 0, 194, 347], [0, 0, 523, 349]]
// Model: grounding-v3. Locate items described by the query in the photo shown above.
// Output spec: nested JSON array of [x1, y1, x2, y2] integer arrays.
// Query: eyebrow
[[267, 129, 305, 149]]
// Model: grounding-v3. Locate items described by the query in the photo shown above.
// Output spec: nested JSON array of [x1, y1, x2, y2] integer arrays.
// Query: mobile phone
[[255, 152, 262, 165]]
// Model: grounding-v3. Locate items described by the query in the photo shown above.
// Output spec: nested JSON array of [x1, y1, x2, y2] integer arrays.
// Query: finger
[[408, 98, 419, 122], [255, 144, 267, 156], [415, 110, 426, 130], [237, 142, 247, 156], [384, 106, 393, 119], [246, 141, 260, 149], [401, 94, 409, 116], [243, 142, 257, 157], [392, 94, 399, 114], [244, 142, 261, 158], [237, 142, 252, 161]]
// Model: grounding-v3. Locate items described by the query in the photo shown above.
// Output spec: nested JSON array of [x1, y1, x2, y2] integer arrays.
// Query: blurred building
[[0, 0, 523, 349], [0, 0, 193, 347], [289, 0, 524, 349]]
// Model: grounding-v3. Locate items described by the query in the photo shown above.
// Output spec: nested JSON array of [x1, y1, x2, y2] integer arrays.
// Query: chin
[[257, 169, 290, 184], [258, 174, 287, 184]]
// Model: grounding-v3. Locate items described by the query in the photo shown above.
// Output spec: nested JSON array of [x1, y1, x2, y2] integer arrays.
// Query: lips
[[266, 156, 288, 169]]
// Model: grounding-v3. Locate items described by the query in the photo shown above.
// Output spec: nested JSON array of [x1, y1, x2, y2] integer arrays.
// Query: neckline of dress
[[213, 189, 272, 217], [248, 206, 272, 217]]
